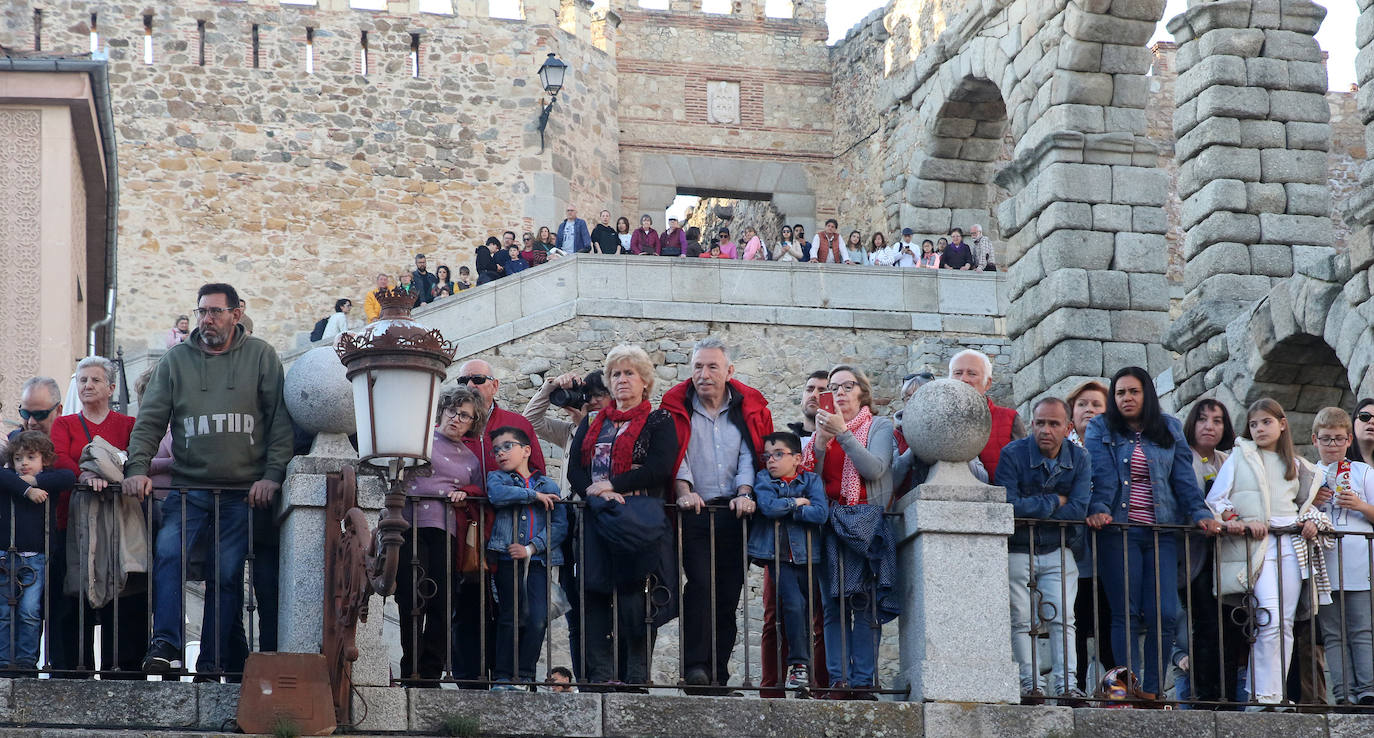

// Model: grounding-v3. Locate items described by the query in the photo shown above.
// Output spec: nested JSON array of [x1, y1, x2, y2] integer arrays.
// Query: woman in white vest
[[1205, 398, 1330, 708]]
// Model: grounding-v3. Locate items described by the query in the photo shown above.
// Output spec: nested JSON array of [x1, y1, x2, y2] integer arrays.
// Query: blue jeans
[[772, 562, 815, 667], [0, 553, 44, 669], [1009, 549, 1078, 694], [1097, 526, 1178, 695], [492, 558, 549, 682], [151, 490, 251, 673], [822, 587, 880, 687]]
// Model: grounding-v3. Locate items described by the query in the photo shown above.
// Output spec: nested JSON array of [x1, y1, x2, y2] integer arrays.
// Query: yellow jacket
[[363, 289, 384, 323]]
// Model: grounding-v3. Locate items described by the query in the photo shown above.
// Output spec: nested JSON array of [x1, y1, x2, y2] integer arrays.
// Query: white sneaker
[[784, 664, 809, 690]]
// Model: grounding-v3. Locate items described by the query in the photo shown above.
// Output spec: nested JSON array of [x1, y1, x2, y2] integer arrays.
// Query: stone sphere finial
[[284, 346, 357, 436], [902, 378, 991, 464]]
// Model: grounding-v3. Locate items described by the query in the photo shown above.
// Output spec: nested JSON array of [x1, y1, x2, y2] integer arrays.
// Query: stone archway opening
[[632, 153, 819, 239], [902, 76, 1011, 246], [1246, 334, 1354, 456]]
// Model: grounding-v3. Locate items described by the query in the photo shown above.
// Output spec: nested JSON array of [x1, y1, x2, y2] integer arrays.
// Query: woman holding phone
[[803, 365, 895, 698]]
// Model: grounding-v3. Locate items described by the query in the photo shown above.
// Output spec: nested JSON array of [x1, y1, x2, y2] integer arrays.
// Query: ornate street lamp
[[335, 288, 456, 595], [536, 51, 568, 154]]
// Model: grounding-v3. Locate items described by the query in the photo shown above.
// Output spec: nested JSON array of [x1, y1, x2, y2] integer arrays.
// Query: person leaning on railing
[[804, 363, 896, 699], [1205, 399, 1330, 708], [397, 385, 486, 685], [123, 282, 295, 678], [1084, 366, 1222, 702], [51, 355, 145, 678], [995, 397, 1091, 705], [1309, 406, 1374, 707], [566, 344, 679, 687]]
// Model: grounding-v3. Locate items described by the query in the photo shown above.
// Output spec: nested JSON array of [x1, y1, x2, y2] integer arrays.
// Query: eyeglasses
[[827, 381, 860, 393], [193, 307, 233, 318], [1359, 412, 1374, 423], [763, 450, 796, 460], [442, 408, 475, 423], [493, 441, 528, 455], [1316, 436, 1350, 446], [18, 403, 59, 422], [456, 375, 495, 386]]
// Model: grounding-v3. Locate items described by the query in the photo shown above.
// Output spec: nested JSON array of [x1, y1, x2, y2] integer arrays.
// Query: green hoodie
[[125, 324, 294, 487]]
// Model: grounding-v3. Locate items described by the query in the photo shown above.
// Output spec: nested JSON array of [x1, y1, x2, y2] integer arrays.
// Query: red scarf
[[580, 400, 651, 477]]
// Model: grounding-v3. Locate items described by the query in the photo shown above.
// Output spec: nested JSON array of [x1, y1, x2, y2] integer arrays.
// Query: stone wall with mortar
[[1, 0, 619, 352]]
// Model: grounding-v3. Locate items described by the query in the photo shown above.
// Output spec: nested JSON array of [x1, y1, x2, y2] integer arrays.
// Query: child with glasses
[[485, 426, 567, 689], [1311, 407, 1374, 707], [1, 431, 70, 674], [747, 431, 828, 691]]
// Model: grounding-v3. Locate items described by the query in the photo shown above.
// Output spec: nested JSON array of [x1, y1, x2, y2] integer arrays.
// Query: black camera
[[549, 370, 608, 410], [550, 381, 592, 409]]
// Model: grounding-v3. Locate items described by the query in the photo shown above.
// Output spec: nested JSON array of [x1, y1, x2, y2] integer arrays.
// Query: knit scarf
[[803, 407, 873, 505], [580, 400, 651, 477]]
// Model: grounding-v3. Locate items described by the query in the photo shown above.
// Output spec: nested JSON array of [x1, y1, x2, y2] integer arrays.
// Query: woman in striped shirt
[[1084, 366, 1222, 701]]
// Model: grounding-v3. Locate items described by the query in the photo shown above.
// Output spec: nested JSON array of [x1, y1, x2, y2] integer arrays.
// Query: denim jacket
[[485, 470, 568, 564], [995, 437, 1091, 553], [1084, 414, 1210, 526], [747, 469, 828, 564]]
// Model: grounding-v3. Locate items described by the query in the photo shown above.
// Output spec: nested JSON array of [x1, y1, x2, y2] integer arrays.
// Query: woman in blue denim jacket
[[1084, 366, 1222, 699]]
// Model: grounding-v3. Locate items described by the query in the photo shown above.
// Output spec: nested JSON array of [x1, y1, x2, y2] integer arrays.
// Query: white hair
[[20, 376, 61, 404], [971, 224, 983, 233], [77, 356, 116, 385], [949, 349, 993, 379], [692, 336, 731, 361]]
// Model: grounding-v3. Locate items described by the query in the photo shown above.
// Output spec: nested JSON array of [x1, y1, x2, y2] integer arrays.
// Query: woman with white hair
[[566, 344, 679, 686], [50, 355, 149, 677]]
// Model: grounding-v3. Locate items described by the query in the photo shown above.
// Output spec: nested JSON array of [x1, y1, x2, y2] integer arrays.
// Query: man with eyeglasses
[[123, 282, 295, 677], [453, 359, 546, 477], [660, 337, 773, 692]]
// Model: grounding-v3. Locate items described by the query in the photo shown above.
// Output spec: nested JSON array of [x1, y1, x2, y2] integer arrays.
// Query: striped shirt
[[1127, 436, 1155, 524]]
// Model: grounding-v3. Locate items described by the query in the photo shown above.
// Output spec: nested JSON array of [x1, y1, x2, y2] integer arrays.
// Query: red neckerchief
[[580, 401, 651, 477]]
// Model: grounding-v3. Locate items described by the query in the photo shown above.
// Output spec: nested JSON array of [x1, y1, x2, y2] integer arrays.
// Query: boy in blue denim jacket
[[486, 426, 568, 688], [748, 431, 829, 690]]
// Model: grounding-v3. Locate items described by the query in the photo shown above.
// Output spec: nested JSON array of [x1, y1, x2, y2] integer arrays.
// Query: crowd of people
[[297, 210, 999, 343], [9, 280, 1374, 713]]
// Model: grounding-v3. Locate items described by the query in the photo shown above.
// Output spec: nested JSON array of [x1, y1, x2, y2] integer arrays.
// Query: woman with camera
[[524, 371, 612, 458]]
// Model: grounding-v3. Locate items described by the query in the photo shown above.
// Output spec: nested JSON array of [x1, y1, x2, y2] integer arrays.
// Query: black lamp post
[[537, 52, 567, 153]]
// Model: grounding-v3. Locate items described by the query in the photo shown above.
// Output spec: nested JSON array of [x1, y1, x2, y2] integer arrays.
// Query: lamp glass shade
[[538, 54, 567, 94], [351, 367, 441, 467]]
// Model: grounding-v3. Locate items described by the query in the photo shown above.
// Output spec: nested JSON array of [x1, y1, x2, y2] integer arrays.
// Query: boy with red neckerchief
[[1312, 406, 1374, 707]]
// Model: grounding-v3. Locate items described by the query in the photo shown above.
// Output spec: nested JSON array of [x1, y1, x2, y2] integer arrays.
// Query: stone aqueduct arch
[[1163, 0, 1374, 426], [881, 0, 1173, 407]]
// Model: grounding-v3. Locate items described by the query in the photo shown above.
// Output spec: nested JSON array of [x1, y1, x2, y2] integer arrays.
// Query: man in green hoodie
[[122, 282, 295, 676]]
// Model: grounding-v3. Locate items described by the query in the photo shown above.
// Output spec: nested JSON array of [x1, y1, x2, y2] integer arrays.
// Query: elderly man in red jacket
[[949, 349, 1024, 481], [454, 358, 547, 476], [661, 337, 772, 692]]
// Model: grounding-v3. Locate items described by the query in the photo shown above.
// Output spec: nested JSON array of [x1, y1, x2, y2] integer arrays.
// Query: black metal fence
[[1016, 518, 1374, 711], [0, 485, 271, 681], [389, 495, 904, 698]]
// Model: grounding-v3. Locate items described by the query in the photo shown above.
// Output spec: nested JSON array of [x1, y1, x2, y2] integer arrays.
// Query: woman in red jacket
[[50, 356, 145, 678]]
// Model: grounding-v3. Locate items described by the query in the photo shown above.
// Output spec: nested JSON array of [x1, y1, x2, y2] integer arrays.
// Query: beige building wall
[[0, 69, 109, 413]]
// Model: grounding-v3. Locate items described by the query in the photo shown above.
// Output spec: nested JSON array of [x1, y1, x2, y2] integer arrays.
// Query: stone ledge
[[601, 693, 922, 738]]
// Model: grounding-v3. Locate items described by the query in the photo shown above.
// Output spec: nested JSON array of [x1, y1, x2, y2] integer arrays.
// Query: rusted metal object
[[323, 466, 375, 727], [236, 652, 336, 735]]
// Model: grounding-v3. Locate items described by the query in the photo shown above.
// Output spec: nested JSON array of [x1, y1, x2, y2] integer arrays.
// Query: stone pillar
[[895, 380, 1019, 704], [1163, 0, 1332, 407], [277, 434, 392, 687], [591, 9, 620, 55]]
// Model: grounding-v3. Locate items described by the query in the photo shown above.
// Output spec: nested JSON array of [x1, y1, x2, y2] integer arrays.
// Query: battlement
[[4, 0, 619, 77]]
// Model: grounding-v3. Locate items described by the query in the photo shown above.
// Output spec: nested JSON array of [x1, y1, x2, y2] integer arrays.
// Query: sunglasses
[[1359, 412, 1374, 423], [456, 375, 495, 385], [903, 372, 935, 382], [493, 441, 528, 455], [18, 403, 59, 422]]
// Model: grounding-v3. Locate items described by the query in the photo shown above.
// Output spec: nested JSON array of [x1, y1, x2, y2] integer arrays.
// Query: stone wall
[[1, 0, 619, 352]]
